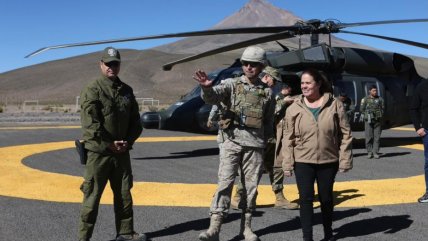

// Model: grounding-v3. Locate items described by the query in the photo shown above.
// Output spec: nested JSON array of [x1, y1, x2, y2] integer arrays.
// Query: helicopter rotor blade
[[25, 26, 299, 58], [340, 30, 428, 50], [337, 18, 428, 29], [162, 31, 295, 70]]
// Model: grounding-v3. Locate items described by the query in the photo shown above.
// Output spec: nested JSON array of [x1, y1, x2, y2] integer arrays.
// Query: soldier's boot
[[274, 190, 299, 210], [116, 232, 147, 241], [239, 212, 259, 241], [199, 214, 223, 241], [230, 190, 242, 210]]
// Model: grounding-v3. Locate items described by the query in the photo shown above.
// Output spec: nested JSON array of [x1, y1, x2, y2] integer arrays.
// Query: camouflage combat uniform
[[201, 75, 274, 215], [360, 94, 384, 156], [78, 76, 142, 240], [235, 92, 290, 193], [341, 96, 354, 123], [268, 93, 292, 191]]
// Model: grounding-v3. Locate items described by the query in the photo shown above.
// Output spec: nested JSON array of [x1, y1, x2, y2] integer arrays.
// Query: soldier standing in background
[[338, 92, 354, 123], [194, 46, 274, 241], [207, 104, 220, 130], [410, 80, 428, 203], [360, 85, 384, 159], [78, 47, 145, 241], [231, 67, 299, 210]]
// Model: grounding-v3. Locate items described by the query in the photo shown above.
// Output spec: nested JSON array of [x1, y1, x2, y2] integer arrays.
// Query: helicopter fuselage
[[141, 44, 425, 133]]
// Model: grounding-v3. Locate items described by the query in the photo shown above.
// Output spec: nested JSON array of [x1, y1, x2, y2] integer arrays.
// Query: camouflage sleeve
[[263, 91, 275, 142], [208, 104, 219, 122], [126, 92, 143, 148], [281, 107, 296, 171], [360, 97, 366, 113], [275, 98, 286, 116], [200, 78, 233, 105], [274, 119, 285, 168], [336, 100, 353, 171], [80, 85, 113, 153]]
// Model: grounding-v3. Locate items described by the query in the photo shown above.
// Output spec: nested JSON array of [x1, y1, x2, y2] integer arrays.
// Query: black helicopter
[[26, 18, 428, 133]]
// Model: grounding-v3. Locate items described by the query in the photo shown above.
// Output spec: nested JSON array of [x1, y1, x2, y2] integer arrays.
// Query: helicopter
[[26, 18, 428, 133]]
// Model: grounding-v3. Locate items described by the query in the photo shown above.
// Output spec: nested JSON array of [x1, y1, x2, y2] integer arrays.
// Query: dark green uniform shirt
[[80, 76, 142, 154]]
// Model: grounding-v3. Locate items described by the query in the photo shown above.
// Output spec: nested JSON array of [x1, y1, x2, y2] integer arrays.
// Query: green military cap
[[262, 66, 282, 82], [101, 47, 121, 63]]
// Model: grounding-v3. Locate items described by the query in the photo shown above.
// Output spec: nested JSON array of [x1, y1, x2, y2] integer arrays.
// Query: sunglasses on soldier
[[103, 61, 120, 68], [241, 61, 260, 68]]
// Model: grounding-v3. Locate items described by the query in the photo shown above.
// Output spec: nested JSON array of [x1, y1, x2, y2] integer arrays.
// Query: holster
[[75, 139, 88, 165], [218, 110, 235, 130]]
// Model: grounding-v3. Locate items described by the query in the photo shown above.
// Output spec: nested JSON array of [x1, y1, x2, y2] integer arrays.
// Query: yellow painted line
[[0, 136, 425, 207], [0, 126, 81, 130], [391, 127, 415, 131]]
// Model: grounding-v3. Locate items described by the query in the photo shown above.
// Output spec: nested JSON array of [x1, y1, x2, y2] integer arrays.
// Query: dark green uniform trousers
[[364, 121, 382, 155], [78, 151, 134, 240]]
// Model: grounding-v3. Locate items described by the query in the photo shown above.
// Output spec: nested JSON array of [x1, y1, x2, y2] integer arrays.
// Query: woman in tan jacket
[[279, 68, 353, 241]]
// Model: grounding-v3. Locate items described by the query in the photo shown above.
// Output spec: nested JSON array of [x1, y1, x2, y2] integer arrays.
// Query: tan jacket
[[277, 93, 353, 171]]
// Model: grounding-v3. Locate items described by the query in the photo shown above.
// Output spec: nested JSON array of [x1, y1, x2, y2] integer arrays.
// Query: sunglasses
[[103, 61, 120, 68], [241, 61, 260, 68]]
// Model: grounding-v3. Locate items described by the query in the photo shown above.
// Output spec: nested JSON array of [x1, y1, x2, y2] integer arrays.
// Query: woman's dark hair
[[301, 68, 331, 94]]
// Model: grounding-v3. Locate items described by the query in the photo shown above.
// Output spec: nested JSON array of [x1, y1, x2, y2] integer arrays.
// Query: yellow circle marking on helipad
[[0, 135, 424, 207], [391, 127, 416, 131], [0, 126, 81, 130]]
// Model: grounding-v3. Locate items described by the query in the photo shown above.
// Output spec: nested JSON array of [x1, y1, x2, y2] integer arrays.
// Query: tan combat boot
[[239, 212, 259, 241], [230, 190, 241, 210], [274, 191, 299, 210], [199, 214, 223, 241]]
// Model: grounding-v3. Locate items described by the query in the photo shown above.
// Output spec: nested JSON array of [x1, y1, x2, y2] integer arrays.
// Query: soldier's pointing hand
[[193, 70, 213, 87]]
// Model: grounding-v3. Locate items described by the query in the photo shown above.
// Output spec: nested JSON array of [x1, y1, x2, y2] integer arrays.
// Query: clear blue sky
[[1, 0, 427, 74]]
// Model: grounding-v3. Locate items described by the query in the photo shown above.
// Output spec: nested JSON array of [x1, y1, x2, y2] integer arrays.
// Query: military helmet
[[240, 46, 266, 64], [262, 66, 282, 82]]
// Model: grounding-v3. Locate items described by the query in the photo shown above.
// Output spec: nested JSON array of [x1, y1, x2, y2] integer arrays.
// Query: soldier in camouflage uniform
[[360, 85, 384, 159], [339, 92, 354, 123], [231, 68, 299, 210], [78, 47, 145, 241], [194, 46, 274, 241]]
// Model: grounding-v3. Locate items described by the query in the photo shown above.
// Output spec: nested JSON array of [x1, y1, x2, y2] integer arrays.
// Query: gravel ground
[[0, 112, 81, 126]]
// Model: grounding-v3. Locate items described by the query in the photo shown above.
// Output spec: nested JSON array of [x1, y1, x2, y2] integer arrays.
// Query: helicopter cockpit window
[[302, 45, 328, 62], [333, 81, 356, 106]]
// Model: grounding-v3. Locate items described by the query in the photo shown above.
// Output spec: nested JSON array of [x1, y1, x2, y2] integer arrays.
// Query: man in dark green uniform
[[360, 85, 384, 159], [78, 47, 145, 241]]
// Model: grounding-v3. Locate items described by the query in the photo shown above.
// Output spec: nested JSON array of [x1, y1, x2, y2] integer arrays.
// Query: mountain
[[0, 49, 236, 104], [154, 0, 366, 54], [0, 0, 424, 106]]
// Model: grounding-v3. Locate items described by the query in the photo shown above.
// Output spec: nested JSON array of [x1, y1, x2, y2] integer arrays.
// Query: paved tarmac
[[0, 125, 427, 241]]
